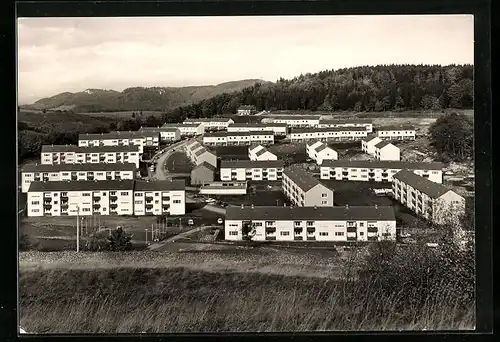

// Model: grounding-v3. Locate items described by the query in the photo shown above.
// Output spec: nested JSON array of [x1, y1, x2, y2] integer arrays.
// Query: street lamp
[[76, 205, 80, 252], [145, 228, 148, 244]]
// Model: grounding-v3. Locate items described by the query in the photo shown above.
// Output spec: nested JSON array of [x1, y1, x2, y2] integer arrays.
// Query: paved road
[[153, 139, 189, 180], [202, 204, 227, 215], [148, 225, 220, 251]]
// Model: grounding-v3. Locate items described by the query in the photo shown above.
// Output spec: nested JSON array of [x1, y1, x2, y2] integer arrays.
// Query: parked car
[[205, 198, 216, 204]]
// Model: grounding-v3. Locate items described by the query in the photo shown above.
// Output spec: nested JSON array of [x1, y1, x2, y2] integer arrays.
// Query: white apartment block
[[282, 167, 334, 207], [138, 126, 181, 142], [261, 115, 321, 128], [20, 163, 137, 193], [162, 123, 205, 136], [376, 125, 416, 140], [183, 117, 234, 131], [220, 160, 284, 181], [237, 105, 257, 116], [27, 179, 186, 217], [318, 119, 373, 133], [320, 160, 443, 183], [184, 140, 217, 168], [40, 145, 141, 168], [289, 127, 368, 142], [306, 140, 338, 165], [373, 141, 400, 161], [225, 205, 397, 242], [392, 170, 466, 225], [78, 131, 160, 153], [248, 145, 278, 161], [199, 181, 248, 195], [361, 135, 383, 155], [227, 123, 288, 136], [203, 131, 275, 146]]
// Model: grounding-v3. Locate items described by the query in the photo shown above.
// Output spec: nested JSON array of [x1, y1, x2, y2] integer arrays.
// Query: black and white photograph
[[17, 14, 476, 333]]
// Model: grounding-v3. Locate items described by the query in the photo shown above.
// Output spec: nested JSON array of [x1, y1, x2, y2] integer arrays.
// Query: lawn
[[165, 152, 194, 173], [210, 146, 250, 160], [210, 190, 289, 207]]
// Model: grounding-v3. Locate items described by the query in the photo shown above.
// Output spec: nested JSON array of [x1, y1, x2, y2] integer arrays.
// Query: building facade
[[376, 126, 416, 140], [320, 160, 443, 183], [183, 118, 234, 131], [161, 123, 205, 136], [361, 135, 383, 155], [227, 123, 288, 136], [282, 167, 334, 207], [237, 105, 257, 116], [224, 205, 397, 242], [138, 126, 181, 142], [306, 140, 338, 165], [203, 131, 275, 146], [261, 115, 321, 128], [220, 160, 284, 181], [318, 119, 373, 133], [184, 140, 217, 167], [190, 162, 216, 185], [373, 141, 401, 161], [248, 145, 278, 161], [78, 131, 160, 153], [199, 181, 247, 195], [289, 127, 368, 142], [133, 179, 186, 216]]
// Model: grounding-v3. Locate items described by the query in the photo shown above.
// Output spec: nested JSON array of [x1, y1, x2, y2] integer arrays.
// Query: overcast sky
[[17, 15, 474, 104]]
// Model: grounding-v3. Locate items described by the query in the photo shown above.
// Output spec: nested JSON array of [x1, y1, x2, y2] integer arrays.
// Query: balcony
[[145, 203, 154, 209], [294, 236, 303, 241], [347, 226, 357, 233], [110, 195, 117, 201], [93, 203, 101, 209], [265, 236, 277, 241], [367, 227, 378, 233], [367, 236, 378, 241], [306, 236, 316, 241], [347, 236, 357, 241], [110, 203, 118, 209]]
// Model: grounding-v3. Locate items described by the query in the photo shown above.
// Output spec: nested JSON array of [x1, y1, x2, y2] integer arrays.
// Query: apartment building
[[138, 126, 181, 142], [289, 127, 368, 142], [20, 163, 137, 193], [220, 160, 284, 181], [203, 131, 275, 146], [248, 145, 278, 161], [183, 117, 235, 131], [261, 115, 321, 128], [27, 179, 186, 217], [374, 141, 400, 161], [227, 123, 288, 136], [361, 135, 383, 155], [320, 160, 443, 183], [78, 131, 160, 153], [392, 170, 466, 225], [318, 118, 373, 133], [376, 125, 416, 141], [224, 205, 396, 242], [199, 181, 247, 195], [40, 145, 141, 168], [282, 167, 334, 207], [161, 123, 205, 136], [133, 179, 186, 216], [306, 140, 338, 165], [184, 140, 217, 168], [237, 105, 257, 116]]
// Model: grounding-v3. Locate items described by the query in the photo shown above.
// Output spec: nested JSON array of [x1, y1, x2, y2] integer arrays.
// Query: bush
[[85, 231, 109, 251], [107, 227, 132, 251]]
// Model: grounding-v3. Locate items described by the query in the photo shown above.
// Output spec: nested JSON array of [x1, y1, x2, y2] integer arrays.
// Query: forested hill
[[162, 64, 473, 123]]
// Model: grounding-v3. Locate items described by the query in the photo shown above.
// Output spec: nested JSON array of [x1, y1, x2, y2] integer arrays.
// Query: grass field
[[165, 152, 194, 173]]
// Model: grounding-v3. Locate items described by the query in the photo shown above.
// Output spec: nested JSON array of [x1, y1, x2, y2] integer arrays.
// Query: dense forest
[[161, 64, 473, 123]]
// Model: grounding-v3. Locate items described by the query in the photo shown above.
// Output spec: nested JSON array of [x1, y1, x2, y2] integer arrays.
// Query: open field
[[210, 190, 289, 207]]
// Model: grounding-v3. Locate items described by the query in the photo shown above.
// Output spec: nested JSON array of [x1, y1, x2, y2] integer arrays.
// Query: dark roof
[[238, 105, 256, 110], [184, 118, 233, 123], [79, 131, 159, 140], [41, 145, 140, 153], [20, 163, 137, 173], [377, 125, 415, 131], [162, 123, 203, 128], [134, 179, 185, 191], [291, 127, 367, 134], [193, 162, 216, 172], [262, 115, 321, 120], [205, 131, 274, 137], [28, 179, 135, 192], [226, 205, 396, 221], [255, 147, 269, 157], [229, 123, 287, 128], [362, 134, 380, 142], [319, 118, 373, 124], [374, 141, 396, 149], [139, 126, 179, 133], [283, 167, 323, 192], [393, 170, 452, 199], [314, 144, 331, 153], [321, 160, 443, 170], [220, 160, 284, 169], [194, 148, 215, 157]]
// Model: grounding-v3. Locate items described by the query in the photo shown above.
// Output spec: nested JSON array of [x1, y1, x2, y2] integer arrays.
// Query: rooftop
[[362, 134, 381, 143], [220, 160, 284, 169], [321, 160, 443, 170], [27, 179, 185, 192], [226, 205, 396, 221], [204, 131, 275, 137], [377, 125, 416, 131], [79, 131, 159, 140], [134, 179, 185, 191], [193, 161, 216, 172], [139, 126, 179, 133], [262, 115, 321, 120], [184, 117, 233, 123], [374, 141, 397, 149], [319, 118, 373, 124], [229, 122, 288, 128], [162, 123, 203, 128], [393, 170, 454, 199], [283, 166, 324, 192], [20, 162, 137, 173], [201, 181, 247, 189], [291, 127, 367, 134], [41, 145, 141, 153]]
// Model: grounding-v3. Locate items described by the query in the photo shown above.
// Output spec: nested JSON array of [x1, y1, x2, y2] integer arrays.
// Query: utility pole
[[76, 205, 80, 252]]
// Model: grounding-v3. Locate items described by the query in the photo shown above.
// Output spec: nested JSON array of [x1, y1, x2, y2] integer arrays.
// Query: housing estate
[[282, 167, 334, 207], [161, 123, 205, 136], [199, 181, 248, 195], [224, 205, 396, 241], [320, 160, 443, 183], [220, 160, 284, 181], [361, 135, 383, 155], [373, 141, 400, 161], [184, 140, 217, 168], [227, 123, 288, 136], [237, 105, 257, 116], [392, 170, 466, 225], [261, 115, 321, 128], [190, 162, 216, 185], [376, 125, 416, 140], [26, 179, 186, 217], [78, 131, 160, 153], [289, 127, 368, 142], [40, 145, 141, 168], [203, 131, 275, 146], [183, 117, 235, 131], [248, 145, 278, 161], [305, 140, 338, 165], [20, 163, 137, 193], [318, 118, 373, 133], [138, 126, 181, 142]]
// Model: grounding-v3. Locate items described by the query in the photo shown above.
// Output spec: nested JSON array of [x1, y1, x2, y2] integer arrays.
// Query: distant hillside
[[21, 79, 268, 113]]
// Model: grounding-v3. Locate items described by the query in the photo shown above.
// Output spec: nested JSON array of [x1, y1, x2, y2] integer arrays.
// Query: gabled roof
[[283, 167, 324, 192], [226, 205, 396, 221], [374, 141, 397, 149], [193, 162, 216, 172], [162, 123, 203, 128], [319, 118, 373, 125], [184, 117, 233, 123], [377, 125, 415, 131], [79, 131, 159, 140], [134, 179, 185, 191], [262, 115, 321, 120], [393, 170, 455, 199], [248, 145, 265, 153], [194, 148, 215, 157], [41, 145, 140, 153], [205, 131, 274, 137], [220, 160, 284, 169], [229, 123, 287, 128], [321, 160, 443, 170], [139, 126, 179, 133], [28, 179, 135, 192], [20, 162, 137, 173], [291, 127, 367, 134], [362, 134, 381, 143]]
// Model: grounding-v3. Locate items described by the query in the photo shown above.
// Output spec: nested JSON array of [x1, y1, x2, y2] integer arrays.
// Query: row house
[[20, 162, 137, 193], [320, 160, 443, 183], [138, 126, 181, 142], [26, 179, 186, 217], [183, 117, 234, 131], [220, 160, 284, 181], [225, 205, 396, 242], [199, 181, 248, 195], [261, 115, 321, 128], [373, 141, 400, 161], [376, 125, 416, 141], [40, 145, 141, 168], [184, 140, 217, 168], [237, 105, 257, 116], [289, 127, 368, 142], [203, 131, 275, 146], [282, 167, 334, 207], [190, 162, 216, 185], [78, 131, 160, 153], [392, 170, 466, 226], [361, 135, 383, 155], [248, 145, 277, 161], [227, 123, 288, 136], [306, 140, 338, 165], [318, 118, 373, 133], [162, 123, 205, 136]]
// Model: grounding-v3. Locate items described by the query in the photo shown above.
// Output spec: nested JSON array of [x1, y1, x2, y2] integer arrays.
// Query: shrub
[[107, 227, 132, 251], [85, 231, 110, 251]]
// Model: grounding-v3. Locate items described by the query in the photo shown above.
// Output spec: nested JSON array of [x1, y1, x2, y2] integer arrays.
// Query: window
[[319, 232, 328, 236], [254, 222, 262, 227], [54, 201, 58, 204], [306, 221, 314, 226], [321, 201, 328, 205], [155, 200, 159, 204], [335, 232, 344, 236], [280, 231, 290, 236], [135, 193, 143, 197], [82, 193, 91, 197], [82, 208, 91, 212], [110, 192, 116, 195], [135, 201, 143, 204], [321, 193, 328, 198], [53, 193, 58, 197], [32, 209, 40, 213], [120, 192, 128, 196], [359, 232, 364, 236], [173, 200, 181, 204], [359, 222, 364, 227], [31, 201, 40, 205]]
